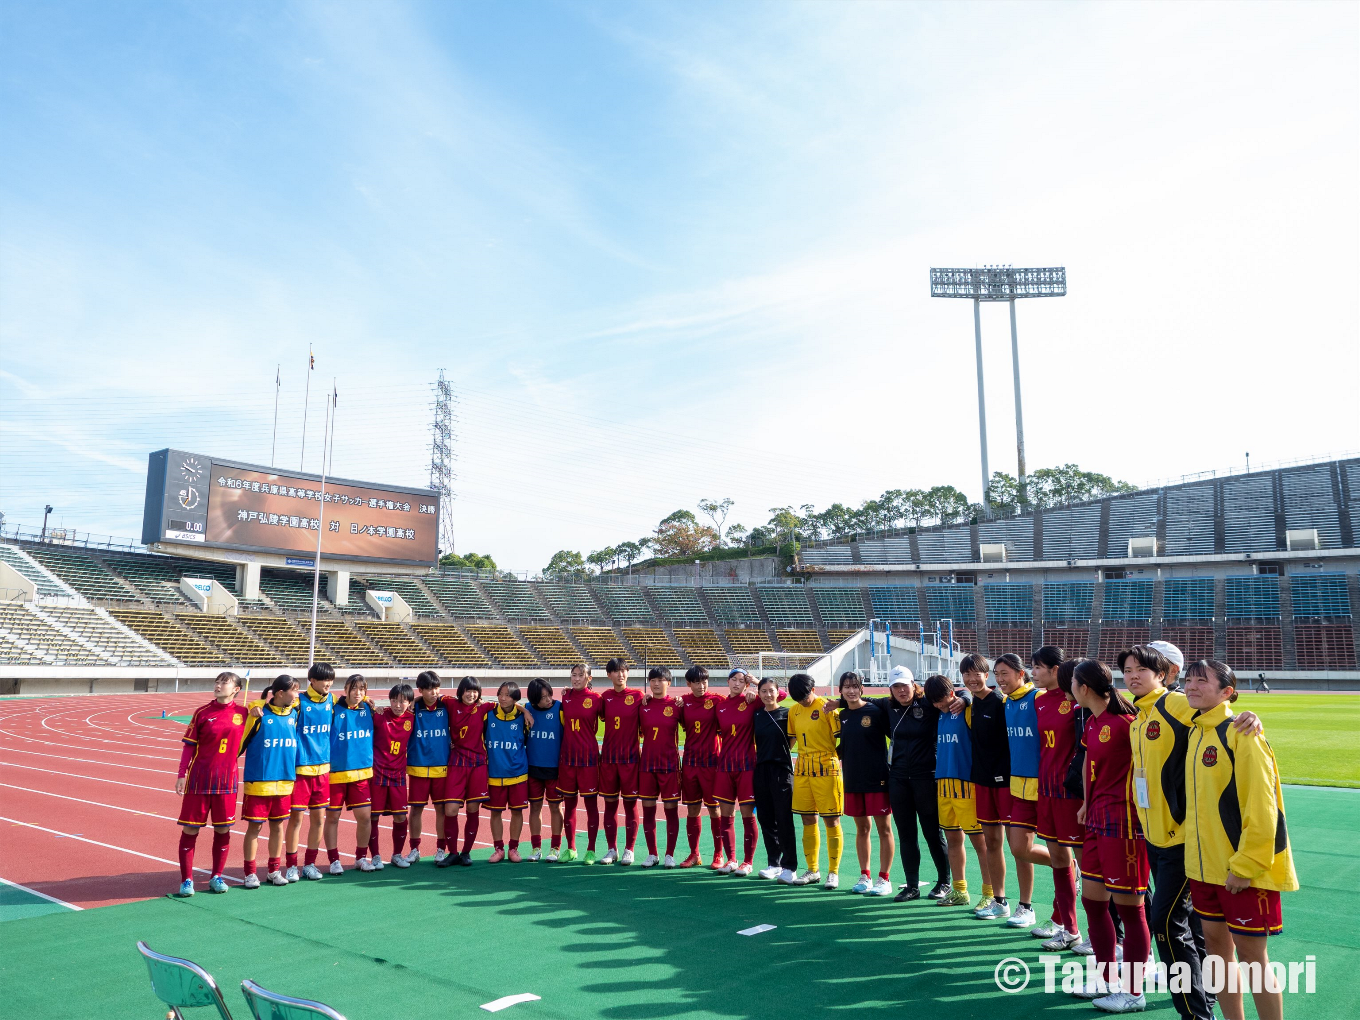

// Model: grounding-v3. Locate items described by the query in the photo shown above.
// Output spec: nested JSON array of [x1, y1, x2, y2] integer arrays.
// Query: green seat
[[240, 980, 346, 1020], [136, 941, 234, 1020]]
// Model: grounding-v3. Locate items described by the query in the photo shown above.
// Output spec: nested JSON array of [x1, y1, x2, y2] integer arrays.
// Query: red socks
[[1083, 896, 1119, 973], [178, 832, 197, 881], [583, 797, 600, 851], [686, 815, 701, 855], [285, 851, 298, 869], [643, 803, 658, 856], [603, 798, 619, 850], [623, 799, 638, 851], [354, 845, 367, 861], [531, 835, 542, 850], [243, 859, 258, 876], [267, 857, 281, 874], [1117, 902, 1151, 993], [551, 834, 562, 850], [392, 818, 408, 857], [709, 817, 724, 861], [742, 816, 757, 865], [462, 810, 480, 855], [719, 815, 735, 862], [665, 805, 680, 856], [327, 848, 340, 864], [562, 796, 577, 849], [304, 847, 318, 866], [368, 827, 381, 859], [1052, 866, 1078, 935], [211, 831, 231, 877]]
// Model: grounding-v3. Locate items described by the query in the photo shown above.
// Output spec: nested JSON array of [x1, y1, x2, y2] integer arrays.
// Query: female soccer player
[[995, 652, 1051, 930], [286, 662, 335, 881], [638, 667, 683, 868], [439, 676, 496, 867], [558, 664, 605, 864], [325, 674, 376, 874], [598, 659, 643, 865], [752, 676, 796, 882], [174, 671, 246, 896], [525, 678, 564, 862], [1183, 660, 1291, 1020], [961, 653, 1012, 919], [1029, 646, 1084, 950], [787, 672, 843, 889], [370, 683, 414, 868], [405, 671, 452, 864], [485, 681, 531, 862], [714, 668, 762, 876], [240, 675, 300, 889], [835, 670, 894, 896], [677, 666, 723, 868], [925, 673, 990, 908], [1072, 658, 1152, 1013]]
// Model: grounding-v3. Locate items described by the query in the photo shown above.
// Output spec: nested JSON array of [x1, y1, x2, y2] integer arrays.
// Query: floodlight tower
[[430, 370, 458, 557], [929, 266, 1066, 515]]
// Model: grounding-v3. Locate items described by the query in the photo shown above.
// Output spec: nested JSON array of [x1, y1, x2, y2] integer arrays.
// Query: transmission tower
[[429, 370, 458, 557]]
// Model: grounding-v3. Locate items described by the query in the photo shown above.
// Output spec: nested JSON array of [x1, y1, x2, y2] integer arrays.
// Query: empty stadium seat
[[649, 587, 709, 625], [481, 581, 549, 621], [598, 586, 655, 623], [177, 614, 282, 667], [237, 615, 313, 666], [423, 576, 495, 618], [109, 608, 225, 666], [466, 624, 539, 667], [410, 622, 489, 668], [36, 606, 169, 665], [0, 545, 68, 597], [301, 619, 390, 668], [776, 630, 823, 654], [674, 628, 727, 668], [356, 577, 440, 617], [350, 621, 433, 667], [535, 583, 603, 622], [0, 603, 108, 665], [569, 626, 632, 669], [621, 627, 684, 668], [812, 588, 866, 625], [757, 587, 814, 625], [25, 547, 137, 602], [725, 628, 773, 654], [519, 625, 581, 667], [704, 588, 761, 624]]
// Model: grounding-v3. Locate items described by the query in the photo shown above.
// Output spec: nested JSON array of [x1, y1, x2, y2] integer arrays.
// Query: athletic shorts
[[178, 792, 236, 828], [446, 763, 489, 803], [844, 790, 891, 817], [792, 773, 844, 817], [713, 768, 755, 805], [937, 779, 980, 833], [1188, 880, 1283, 936], [527, 766, 561, 803], [1080, 831, 1150, 894], [556, 762, 598, 797], [242, 793, 292, 822], [640, 769, 681, 801], [1006, 794, 1038, 831], [328, 778, 371, 811], [599, 761, 640, 798], [975, 784, 1012, 825], [1037, 795, 1083, 846], [408, 773, 450, 806], [371, 782, 408, 815], [681, 764, 718, 807], [290, 773, 330, 811], [486, 781, 529, 811]]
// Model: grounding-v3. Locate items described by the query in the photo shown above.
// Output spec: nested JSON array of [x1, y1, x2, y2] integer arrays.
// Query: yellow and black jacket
[[1184, 702, 1298, 891], [1130, 688, 1196, 848]]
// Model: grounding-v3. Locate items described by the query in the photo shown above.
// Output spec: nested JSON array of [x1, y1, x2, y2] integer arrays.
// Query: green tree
[[698, 498, 735, 546], [987, 472, 1021, 516], [440, 551, 497, 571], [653, 514, 718, 557], [1029, 464, 1136, 507], [586, 547, 617, 574], [616, 540, 643, 568], [543, 550, 586, 579], [725, 523, 748, 547], [923, 485, 971, 525]]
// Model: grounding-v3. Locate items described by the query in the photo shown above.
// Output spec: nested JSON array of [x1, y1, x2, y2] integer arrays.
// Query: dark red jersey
[[600, 687, 644, 764], [372, 708, 413, 786], [680, 691, 722, 769], [716, 694, 758, 772], [179, 699, 247, 795], [1036, 689, 1079, 800], [639, 696, 682, 773], [1083, 710, 1138, 837], [560, 688, 605, 767], [448, 699, 494, 767]]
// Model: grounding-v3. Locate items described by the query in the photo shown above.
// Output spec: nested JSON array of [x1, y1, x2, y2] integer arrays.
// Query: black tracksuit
[[871, 695, 949, 887], [752, 704, 796, 871]]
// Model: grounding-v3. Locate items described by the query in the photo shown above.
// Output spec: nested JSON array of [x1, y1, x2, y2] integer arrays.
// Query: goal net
[[728, 651, 833, 692]]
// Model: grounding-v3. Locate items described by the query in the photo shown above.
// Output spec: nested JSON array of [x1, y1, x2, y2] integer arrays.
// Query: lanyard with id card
[[1133, 767, 1150, 810]]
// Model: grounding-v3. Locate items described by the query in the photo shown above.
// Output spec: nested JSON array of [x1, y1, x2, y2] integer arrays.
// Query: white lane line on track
[[0, 747, 175, 773], [0, 729, 180, 762], [0, 759, 187, 793], [0, 875, 82, 911], [0, 816, 244, 882]]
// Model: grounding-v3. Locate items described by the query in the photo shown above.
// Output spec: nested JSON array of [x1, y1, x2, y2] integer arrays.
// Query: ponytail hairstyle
[[267, 674, 299, 702], [457, 676, 482, 701], [993, 652, 1028, 677], [1071, 659, 1136, 716], [1031, 646, 1065, 670], [1056, 659, 1078, 697], [1185, 659, 1239, 703]]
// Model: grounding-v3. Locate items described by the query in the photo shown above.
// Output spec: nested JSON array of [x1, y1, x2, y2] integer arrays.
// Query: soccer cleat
[[640, 854, 659, 868], [267, 870, 288, 886], [175, 879, 195, 898], [526, 849, 543, 863], [791, 870, 820, 886], [678, 852, 702, 868], [403, 848, 422, 864], [392, 854, 410, 869], [242, 873, 261, 890], [599, 848, 618, 865], [371, 855, 385, 871], [868, 877, 893, 897], [777, 868, 796, 884], [1042, 929, 1083, 952], [896, 885, 922, 903], [619, 849, 634, 866], [975, 900, 1011, 920], [458, 852, 473, 866], [208, 875, 229, 894], [557, 848, 577, 863], [488, 848, 505, 864], [302, 864, 323, 881], [434, 853, 457, 869], [851, 875, 873, 894], [1006, 905, 1036, 928], [357, 857, 377, 872], [716, 861, 734, 875], [926, 880, 950, 900], [542, 849, 557, 862], [1093, 991, 1146, 1014], [662, 854, 677, 869], [433, 848, 448, 865], [971, 896, 995, 916], [508, 847, 522, 863], [758, 865, 782, 880], [285, 865, 300, 883], [937, 886, 970, 907], [328, 860, 344, 876], [734, 862, 753, 877], [582, 851, 597, 866], [709, 856, 726, 872], [1071, 937, 1094, 956], [1031, 919, 1062, 940], [1071, 980, 1109, 1000], [823, 873, 840, 890]]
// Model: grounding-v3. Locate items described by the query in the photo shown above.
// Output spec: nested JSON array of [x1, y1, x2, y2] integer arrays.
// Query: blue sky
[[2, 0, 1357, 572]]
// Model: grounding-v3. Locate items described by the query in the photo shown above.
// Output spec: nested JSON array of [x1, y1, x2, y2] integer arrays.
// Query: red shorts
[[599, 761, 640, 798], [408, 773, 450, 806], [844, 790, 891, 817], [327, 778, 371, 811], [242, 793, 292, 822], [371, 782, 408, 815], [640, 769, 681, 801], [1007, 794, 1038, 830], [446, 763, 489, 803], [1080, 831, 1150, 894], [975, 784, 1012, 825], [486, 781, 529, 811], [528, 773, 561, 803], [681, 764, 718, 807], [714, 769, 755, 805], [178, 792, 236, 827], [556, 762, 599, 797], [1189, 880, 1283, 936], [290, 773, 330, 811], [1037, 795, 1083, 846]]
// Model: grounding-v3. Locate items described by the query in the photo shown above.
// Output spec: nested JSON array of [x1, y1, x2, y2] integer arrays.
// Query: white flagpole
[[270, 364, 281, 467], [300, 347, 313, 471], [307, 382, 335, 667]]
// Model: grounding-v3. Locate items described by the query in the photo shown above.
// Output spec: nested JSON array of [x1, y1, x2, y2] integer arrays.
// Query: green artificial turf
[[1233, 694, 1360, 788]]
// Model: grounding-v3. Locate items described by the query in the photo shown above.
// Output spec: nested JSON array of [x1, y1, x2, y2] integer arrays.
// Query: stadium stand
[[0, 603, 109, 665], [926, 584, 974, 625], [983, 583, 1032, 624], [1099, 626, 1151, 664], [519, 625, 581, 667], [1042, 582, 1095, 623], [355, 621, 433, 667], [302, 619, 389, 667], [358, 577, 439, 617], [535, 583, 604, 622], [107, 554, 229, 605], [177, 614, 279, 666], [597, 586, 655, 623], [1160, 625, 1215, 664], [650, 587, 710, 624], [1226, 625, 1283, 671], [0, 631, 48, 665], [986, 627, 1034, 658], [466, 624, 539, 667], [977, 517, 1034, 562], [1226, 576, 1280, 619], [758, 586, 814, 625], [868, 586, 919, 626], [1042, 626, 1089, 658], [259, 571, 335, 615], [776, 630, 824, 654], [569, 626, 632, 669], [26, 547, 136, 602], [1291, 573, 1352, 618], [1106, 492, 1159, 558], [674, 628, 728, 668], [705, 587, 761, 624], [811, 587, 867, 625], [109, 608, 223, 665], [424, 576, 495, 618], [0, 545, 70, 598], [1103, 579, 1153, 622], [35, 606, 170, 665], [409, 622, 489, 668], [621, 627, 685, 668], [238, 615, 313, 665], [1295, 624, 1356, 670], [1163, 577, 1215, 620], [725, 628, 774, 655], [482, 581, 549, 621], [826, 629, 859, 647], [1223, 475, 1276, 554], [1165, 484, 1216, 556]]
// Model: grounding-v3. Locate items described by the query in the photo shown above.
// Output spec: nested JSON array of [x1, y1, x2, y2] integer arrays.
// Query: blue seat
[[136, 941, 235, 1020]]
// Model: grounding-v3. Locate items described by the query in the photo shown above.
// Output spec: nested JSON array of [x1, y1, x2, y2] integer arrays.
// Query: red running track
[[0, 693, 609, 910]]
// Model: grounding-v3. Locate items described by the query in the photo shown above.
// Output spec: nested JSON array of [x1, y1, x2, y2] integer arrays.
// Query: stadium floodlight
[[930, 266, 1066, 515]]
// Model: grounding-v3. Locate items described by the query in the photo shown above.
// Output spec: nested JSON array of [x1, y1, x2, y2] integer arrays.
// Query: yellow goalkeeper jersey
[[788, 697, 841, 777]]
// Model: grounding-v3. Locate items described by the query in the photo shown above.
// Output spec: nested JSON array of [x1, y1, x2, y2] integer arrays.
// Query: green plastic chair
[[136, 941, 235, 1020], [240, 980, 347, 1020]]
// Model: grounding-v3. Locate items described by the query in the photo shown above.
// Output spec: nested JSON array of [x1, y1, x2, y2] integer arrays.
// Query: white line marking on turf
[[738, 924, 776, 936], [480, 993, 540, 1012], [0, 816, 242, 882], [0, 875, 82, 910]]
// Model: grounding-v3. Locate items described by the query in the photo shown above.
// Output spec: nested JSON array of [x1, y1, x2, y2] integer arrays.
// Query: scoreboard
[[142, 449, 439, 567]]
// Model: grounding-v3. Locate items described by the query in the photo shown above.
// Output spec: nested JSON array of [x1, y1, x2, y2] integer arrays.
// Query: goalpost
[[727, 651, 833, 692]]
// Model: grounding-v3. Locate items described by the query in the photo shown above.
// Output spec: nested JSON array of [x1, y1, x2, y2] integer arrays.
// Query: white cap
[[888, 665, 915, 687], [1147, 640, 1184, 669]]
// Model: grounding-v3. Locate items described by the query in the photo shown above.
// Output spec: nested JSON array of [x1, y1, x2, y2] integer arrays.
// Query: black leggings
[[752, 761, 797, 871], [889, 775, 948, 886]]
